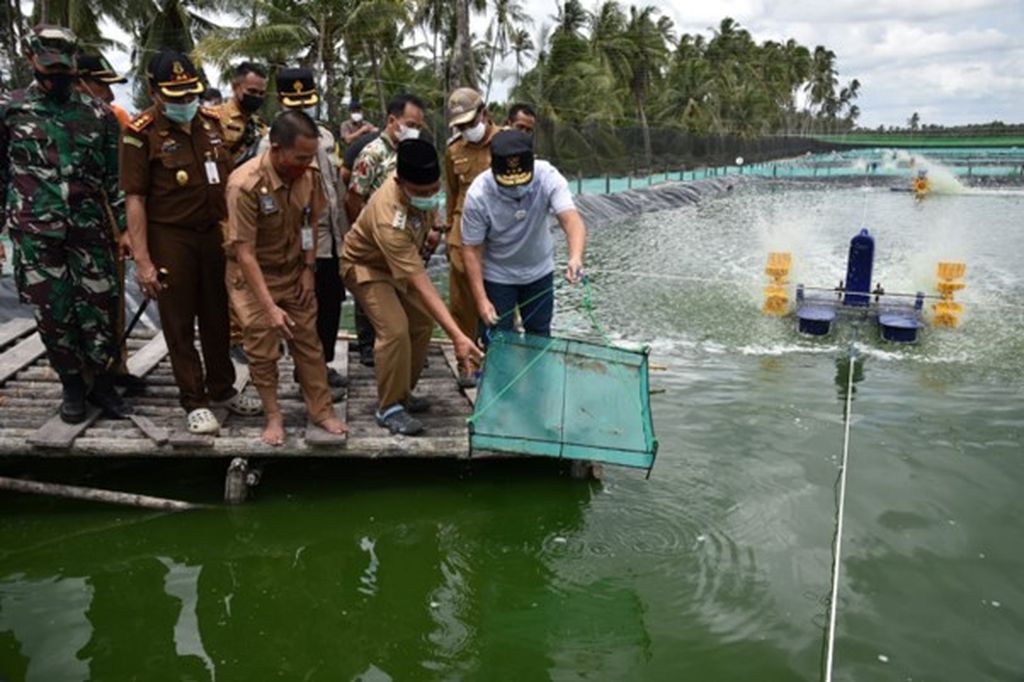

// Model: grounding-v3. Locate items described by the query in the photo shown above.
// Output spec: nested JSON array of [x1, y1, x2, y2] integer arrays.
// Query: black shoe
[[457, 374, 478, 389], [326, 367, 349, 388], [230, 345, 249, 365], [59, 375, 88, 425], [404, 394, 430, 414], [88, 375, 134, 419], [375, 406, 423, 435], [112, 372, 146, 395], [359, 346, 375, 367]]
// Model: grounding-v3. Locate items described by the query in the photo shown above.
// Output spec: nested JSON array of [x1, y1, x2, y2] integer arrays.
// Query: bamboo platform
[[0, 317, 476, 460]]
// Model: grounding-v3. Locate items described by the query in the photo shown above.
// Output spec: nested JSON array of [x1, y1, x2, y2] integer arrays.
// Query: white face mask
[[397, 124, 420, 142], [351, 112, 363, 122], [462, 120, 486, 144]]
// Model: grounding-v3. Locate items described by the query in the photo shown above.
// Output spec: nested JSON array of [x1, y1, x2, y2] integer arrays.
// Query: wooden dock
[[0, 317, 492, 501]]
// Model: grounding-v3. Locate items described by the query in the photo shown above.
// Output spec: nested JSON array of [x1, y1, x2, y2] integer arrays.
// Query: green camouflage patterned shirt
[[0, 83, 125, 241], [348, 131, 397, 199]]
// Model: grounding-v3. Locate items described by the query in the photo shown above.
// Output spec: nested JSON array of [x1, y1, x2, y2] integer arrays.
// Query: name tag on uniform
[[259, 190, 278, 215], [392, 210, 407, 231], [301, 226, 314, 251], [204, 160, 221, 185]]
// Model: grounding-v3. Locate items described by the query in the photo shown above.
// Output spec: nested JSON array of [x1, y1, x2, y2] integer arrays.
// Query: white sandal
[[214, 390, 263, 416], [187, 408, 220, 435]]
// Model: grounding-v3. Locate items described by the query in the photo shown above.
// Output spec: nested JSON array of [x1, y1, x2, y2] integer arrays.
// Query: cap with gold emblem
[[447, 87, 483, 127], [27, 24, 78, 69], [276, 67, 319, 108], [490, 129, 534, 187], [147, 50, 204, 98], [77, 53, 127, 84]]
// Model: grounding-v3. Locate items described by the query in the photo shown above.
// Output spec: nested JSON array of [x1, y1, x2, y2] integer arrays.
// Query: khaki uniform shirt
[[223, 150, 324, 288], [256, 124, 344, 258], [119, 106, 233, 231], [341, 174, 432, 289], [444, 122, 500, 247], [215, 98, 267, 163]]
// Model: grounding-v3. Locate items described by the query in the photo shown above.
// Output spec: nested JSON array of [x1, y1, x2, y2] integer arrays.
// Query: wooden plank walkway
[[0, 322, 475, 458]]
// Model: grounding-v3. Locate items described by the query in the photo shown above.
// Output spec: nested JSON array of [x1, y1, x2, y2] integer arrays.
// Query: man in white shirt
[[460, 130, 587, 337]]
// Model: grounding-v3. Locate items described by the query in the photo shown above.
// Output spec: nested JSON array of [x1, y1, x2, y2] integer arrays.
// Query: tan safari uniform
[[223, 151, 333, 423], [341, 174, 435, 409], [119, 105, 236, 412], [444, 123, 500, 339]]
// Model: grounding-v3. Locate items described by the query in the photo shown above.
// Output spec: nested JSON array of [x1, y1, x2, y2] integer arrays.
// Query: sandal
[[213, 390, 263, 416], [187, 408, 220, 435]]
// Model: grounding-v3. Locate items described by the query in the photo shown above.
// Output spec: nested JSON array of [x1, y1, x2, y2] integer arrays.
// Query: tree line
[[2, 0, 861, 169]]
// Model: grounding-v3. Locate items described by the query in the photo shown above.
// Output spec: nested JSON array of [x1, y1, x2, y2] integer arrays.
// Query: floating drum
[[878, 313, 923, 343], [796, 306, 836, 336]]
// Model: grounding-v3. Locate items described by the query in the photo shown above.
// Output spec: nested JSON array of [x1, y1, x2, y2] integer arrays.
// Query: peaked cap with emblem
[[27, 24, 78, 69], [77, 52, 127, 84], [276, 66, 319, 108], [147, 49, 204, 98], [490, 129, 534, 187], [447, 87, 483, 127]]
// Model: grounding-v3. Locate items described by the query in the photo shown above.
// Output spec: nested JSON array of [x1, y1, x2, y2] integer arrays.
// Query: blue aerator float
[[761, 230, 967, 343]]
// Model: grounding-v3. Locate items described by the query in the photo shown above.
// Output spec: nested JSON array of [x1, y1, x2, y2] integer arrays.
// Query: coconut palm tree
[[508, 26, 533, 85], [624, 4, 670, 169], [482, 0, 530, 102]]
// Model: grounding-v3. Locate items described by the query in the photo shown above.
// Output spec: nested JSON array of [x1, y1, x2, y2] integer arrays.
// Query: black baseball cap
[[491, 129, 534, 187], [147, 50, 204, 98], [77, 53, 127, 84], [277, 67, 318, 107], [397, 139, 441, 185]]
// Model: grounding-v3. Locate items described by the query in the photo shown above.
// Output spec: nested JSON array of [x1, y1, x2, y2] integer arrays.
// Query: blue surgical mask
[[407, 192, 440, 211], [498, 183, 531, 200], [164, 99, 199, 124]]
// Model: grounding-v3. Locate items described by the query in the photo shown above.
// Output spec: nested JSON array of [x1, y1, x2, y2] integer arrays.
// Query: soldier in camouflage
[[0, 25, 132, 424]]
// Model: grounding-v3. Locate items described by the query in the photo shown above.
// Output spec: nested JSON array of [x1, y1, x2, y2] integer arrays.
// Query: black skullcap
[[491, 129, 534, 187], [397, 139, 441, 185]]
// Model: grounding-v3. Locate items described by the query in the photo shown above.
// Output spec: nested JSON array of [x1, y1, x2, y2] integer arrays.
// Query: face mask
[[36, 71, 74, 102], [351, 112, 363, 123], [406, 191, 440, 212], [397, 124, 420, 142], [164, 99, 199, 124], [240, 93, 264, 114], [498, 183, 531, 200], [462, 120, 486, 144]]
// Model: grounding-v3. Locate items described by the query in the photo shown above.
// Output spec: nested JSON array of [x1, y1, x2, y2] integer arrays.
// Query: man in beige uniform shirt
[[341, 139, 482, 436], [224, 111, 348, 446]]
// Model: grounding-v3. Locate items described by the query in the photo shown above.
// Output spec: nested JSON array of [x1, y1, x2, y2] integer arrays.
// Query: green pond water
[[2, 183, 1023, 681]]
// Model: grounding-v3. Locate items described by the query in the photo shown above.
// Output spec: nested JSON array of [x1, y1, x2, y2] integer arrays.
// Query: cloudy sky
[[102, 0, 1022, 128], [493, 0, 1024, 127]]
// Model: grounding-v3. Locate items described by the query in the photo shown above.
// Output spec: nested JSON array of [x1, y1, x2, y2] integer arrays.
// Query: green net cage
[[467, 331, 658, 472]]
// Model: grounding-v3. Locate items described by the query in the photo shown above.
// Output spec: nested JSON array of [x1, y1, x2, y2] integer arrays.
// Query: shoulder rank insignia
[[128, 111, 154, 133], [199, 106, 220, 120]]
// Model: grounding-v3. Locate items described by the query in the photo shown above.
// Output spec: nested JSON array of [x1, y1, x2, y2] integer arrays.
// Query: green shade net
[[468, 331, 658, 471]]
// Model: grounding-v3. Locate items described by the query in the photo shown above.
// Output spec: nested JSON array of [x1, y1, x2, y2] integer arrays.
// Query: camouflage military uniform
[[349, 132, 397, 200], [0, 83, 125, 379]]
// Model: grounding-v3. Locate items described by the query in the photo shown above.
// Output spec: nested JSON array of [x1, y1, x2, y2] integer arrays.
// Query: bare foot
[[317, 417, 350, 435], [261, 413, 286, 446]]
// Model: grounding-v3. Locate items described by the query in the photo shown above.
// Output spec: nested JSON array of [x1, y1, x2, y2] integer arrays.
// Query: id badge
[[259, 192, 278, 215], [204, 160, 220, 185], [301, 226, 314, 251]]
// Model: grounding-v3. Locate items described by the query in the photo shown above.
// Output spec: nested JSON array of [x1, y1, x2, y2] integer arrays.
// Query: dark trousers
[[315, 255, 344, 362], [482, 272, 555, 338], [148, 225, 235, 411], [354, 302, 375, 352]]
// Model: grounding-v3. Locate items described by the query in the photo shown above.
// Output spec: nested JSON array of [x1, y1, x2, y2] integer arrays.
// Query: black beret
[[397, 139, 441, 185]]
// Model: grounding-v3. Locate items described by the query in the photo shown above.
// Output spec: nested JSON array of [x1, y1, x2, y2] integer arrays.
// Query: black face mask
[[240, 93, 264, 114], [35, 70, 75, 103]]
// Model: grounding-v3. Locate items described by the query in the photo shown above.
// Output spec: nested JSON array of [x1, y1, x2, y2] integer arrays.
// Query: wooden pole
[[0, 476, 207, 511]]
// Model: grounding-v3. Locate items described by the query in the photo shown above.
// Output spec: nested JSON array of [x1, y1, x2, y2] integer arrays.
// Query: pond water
[[2, 183, 1022, 681]]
